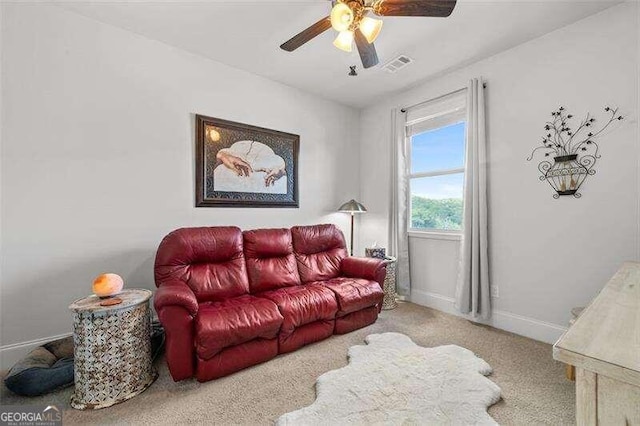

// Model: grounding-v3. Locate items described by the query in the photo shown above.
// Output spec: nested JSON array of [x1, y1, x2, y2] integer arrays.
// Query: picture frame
[[195, 114, 299, 208]]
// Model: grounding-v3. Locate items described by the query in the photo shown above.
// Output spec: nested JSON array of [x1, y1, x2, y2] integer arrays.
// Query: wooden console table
[[553, 262, 640, 425]]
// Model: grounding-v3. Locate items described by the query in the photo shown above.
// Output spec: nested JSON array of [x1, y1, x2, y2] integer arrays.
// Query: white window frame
[[407, 113, 466, 238]]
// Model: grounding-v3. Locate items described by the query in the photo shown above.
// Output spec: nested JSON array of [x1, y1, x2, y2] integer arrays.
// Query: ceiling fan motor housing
[[348, 0, 365, 26]]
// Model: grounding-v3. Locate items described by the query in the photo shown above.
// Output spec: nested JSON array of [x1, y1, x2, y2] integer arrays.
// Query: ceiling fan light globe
[[359, 16, 383, 44], [330, 3, 354, 32], [333, 30, 354, 52]]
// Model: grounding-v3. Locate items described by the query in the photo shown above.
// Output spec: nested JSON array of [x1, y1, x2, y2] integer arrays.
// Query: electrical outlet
[[490, 285, 499, 298]]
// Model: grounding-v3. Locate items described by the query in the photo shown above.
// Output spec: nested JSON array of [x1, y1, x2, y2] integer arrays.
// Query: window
[[406, 90, 467, 233]]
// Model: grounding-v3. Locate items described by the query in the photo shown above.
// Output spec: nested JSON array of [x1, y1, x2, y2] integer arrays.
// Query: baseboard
[[410, 290, 459, 316], [410, 289, 567, 345], [490, 307, 568, 345], [0, 333, 73, 370]]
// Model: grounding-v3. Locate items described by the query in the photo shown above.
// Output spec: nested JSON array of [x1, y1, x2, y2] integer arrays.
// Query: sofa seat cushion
[[258, 284, 338, 334], [195, 295, 283, 360], [315, 277, 383, 316]]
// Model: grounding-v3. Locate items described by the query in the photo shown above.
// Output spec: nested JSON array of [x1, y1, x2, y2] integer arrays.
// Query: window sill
[[408, 231, 462, 241]]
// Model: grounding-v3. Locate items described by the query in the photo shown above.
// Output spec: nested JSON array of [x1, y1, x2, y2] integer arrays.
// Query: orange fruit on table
[[93, 273, 124, 298]]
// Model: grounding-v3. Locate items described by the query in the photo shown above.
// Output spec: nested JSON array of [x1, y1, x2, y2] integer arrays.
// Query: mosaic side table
[[381, 256, 398, 310], [69, 289, 157, 410]]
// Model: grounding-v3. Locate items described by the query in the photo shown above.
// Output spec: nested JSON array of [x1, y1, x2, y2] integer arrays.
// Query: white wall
[[359, 3, 639, 343], [0, 3, 361, 366]]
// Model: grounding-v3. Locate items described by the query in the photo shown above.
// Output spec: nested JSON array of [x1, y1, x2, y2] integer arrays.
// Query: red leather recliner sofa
[[153, 224, 386, 382]]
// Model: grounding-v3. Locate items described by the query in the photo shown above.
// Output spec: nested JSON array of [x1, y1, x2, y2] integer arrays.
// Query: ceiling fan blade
[[280, 17, 332, 52], [374, 0, 457, 17], [354, 29, 379, 69]]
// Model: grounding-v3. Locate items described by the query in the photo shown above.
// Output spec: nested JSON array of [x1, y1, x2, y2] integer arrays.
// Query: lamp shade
[[333, 30, 354, 52], [359, 16, 383, 44], [330, 2, 354, 32], [338, 199, 367, 213]]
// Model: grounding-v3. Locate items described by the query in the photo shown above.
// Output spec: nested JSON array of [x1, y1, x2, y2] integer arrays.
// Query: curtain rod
[[400, 83, 487, 113]]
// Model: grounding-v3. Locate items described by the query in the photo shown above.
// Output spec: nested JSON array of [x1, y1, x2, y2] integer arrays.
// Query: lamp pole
[[350, 212, 355, 256]]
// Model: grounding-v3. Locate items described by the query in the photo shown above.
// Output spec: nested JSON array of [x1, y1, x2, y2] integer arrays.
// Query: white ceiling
[[54, 0, 620, 108]]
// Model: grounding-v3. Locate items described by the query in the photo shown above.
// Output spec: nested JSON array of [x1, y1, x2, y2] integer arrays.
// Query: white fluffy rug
[[277, 332, 501, 425]]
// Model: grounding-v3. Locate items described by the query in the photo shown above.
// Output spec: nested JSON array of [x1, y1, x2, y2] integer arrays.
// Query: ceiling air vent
[[382, 55, 413, 73]]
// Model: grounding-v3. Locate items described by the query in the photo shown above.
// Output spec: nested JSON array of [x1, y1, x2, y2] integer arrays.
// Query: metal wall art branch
[[527, 106, 623, 199]]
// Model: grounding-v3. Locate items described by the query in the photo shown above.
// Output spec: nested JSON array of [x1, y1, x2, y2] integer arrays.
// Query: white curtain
[[455, 78, 491, 319], [389, 108, 411, 296]]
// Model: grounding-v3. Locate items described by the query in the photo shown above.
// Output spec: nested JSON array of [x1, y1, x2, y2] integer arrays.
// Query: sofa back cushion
[[291, 224, 348, 283], [243, 228, 301, 293], [155, 227, 249, 302]]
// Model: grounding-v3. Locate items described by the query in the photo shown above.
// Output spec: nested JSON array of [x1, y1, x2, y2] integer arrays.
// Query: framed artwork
[[195, 114, 299, 207]]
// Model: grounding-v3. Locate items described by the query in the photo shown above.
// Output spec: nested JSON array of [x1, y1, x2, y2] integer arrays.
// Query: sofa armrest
[[154, 280, 198, 381], [341, 257, 387, 288], [154, 280, 198, 317]]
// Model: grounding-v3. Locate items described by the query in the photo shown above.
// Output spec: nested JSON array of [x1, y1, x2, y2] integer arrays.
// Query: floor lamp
[[338, 199, 367, 256]]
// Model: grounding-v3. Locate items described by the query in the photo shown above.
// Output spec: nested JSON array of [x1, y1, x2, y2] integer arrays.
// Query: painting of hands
[[196, 115, 299, 207], [214, 141, 287, 194]]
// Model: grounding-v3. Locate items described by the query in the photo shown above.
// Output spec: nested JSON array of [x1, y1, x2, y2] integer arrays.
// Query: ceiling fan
[[280, 0, 457, 69]]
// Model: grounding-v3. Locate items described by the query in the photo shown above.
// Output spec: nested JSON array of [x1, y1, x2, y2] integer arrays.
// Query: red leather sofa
[[154, 224, 386, 382]]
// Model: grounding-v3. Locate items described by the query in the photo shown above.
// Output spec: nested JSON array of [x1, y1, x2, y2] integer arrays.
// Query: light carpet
[[277, 332, 501, 425], [1, 302, 575, 425]]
